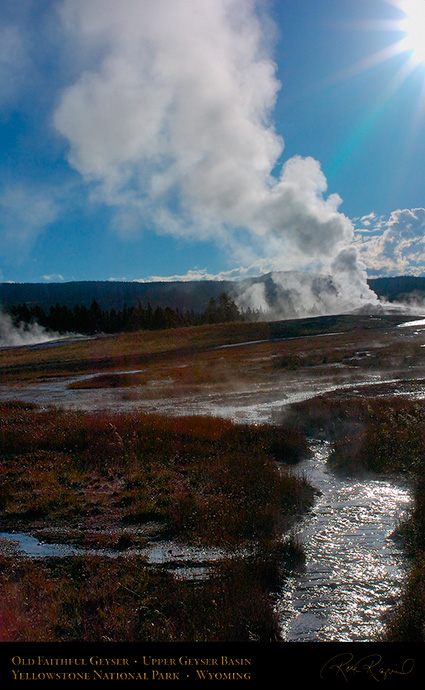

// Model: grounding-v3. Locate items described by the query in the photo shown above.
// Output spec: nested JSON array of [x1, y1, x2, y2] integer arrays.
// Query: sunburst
[[327, 0, 425, 82], [397, 0, 425, 63], [321, 0, 425, 182]]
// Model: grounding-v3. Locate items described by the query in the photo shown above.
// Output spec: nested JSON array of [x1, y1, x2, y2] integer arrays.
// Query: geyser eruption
[[233, 246, 376, 320], [234, 270, 356, 320], [54, 0, 377, 314]]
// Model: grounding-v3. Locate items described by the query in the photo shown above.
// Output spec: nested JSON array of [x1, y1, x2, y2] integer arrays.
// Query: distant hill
[[367, 276, 425, 302], [0, 275, 424, 314], [0, 280, 235, 313]]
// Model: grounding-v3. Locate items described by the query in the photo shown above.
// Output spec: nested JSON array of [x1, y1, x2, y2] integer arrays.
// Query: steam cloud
[[54, 0, 378, 317], [0, 310, 63, 348]]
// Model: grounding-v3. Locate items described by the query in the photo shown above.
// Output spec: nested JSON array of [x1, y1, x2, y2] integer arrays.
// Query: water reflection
[[0, 532, 232, 581], [277, 442, 412, 642], [0, 361, 416, 640]]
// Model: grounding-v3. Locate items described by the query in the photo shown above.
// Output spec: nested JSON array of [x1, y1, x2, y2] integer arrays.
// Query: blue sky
[[1, 0, 425, 286]]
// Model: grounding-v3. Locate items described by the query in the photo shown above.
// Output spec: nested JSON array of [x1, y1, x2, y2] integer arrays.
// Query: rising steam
[[54, 0, 378, 315], [0, 309, 62, 348]]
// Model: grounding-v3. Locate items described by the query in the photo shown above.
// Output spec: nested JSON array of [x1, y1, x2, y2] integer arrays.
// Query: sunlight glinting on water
[[277, 442, 413, 642], [0, 343, 418, 641]]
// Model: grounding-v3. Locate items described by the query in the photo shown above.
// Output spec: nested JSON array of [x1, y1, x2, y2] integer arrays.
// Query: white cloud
[[135, 266, 252, 283], [42, 273, 65, 281], [356, 208, 425, 276], [54, 0, 283, 241]]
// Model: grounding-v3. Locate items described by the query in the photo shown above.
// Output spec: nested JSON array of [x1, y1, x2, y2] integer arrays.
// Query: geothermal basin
[[0, 312, 424, 641]]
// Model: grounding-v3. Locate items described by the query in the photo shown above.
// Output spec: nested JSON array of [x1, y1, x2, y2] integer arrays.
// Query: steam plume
[[54, 0, 377, 315], [0, 309, 62, 348]]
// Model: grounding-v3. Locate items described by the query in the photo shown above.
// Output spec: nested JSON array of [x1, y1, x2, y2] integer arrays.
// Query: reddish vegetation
[[0, 399, 312, 642], [2, 315, 425, 641]]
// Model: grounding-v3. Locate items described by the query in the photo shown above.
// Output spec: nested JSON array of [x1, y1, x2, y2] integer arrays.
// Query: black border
[[0, 641, 421, 685]]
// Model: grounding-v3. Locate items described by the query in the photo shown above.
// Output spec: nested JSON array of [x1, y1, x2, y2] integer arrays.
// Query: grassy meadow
[[0, 398, 313, 642], [2, 313, 425, 641]]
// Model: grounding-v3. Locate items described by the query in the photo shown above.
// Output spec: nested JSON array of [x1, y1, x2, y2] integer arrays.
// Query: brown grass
[[3, 314, 425, 395], [3, 315, 425, 642], [0, 550, 290, 642], [0, 322, 272, 383], [0, 398, 313, 642], [0, 402, 312, 546]]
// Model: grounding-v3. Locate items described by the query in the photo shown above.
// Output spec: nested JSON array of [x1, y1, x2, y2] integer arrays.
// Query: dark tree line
[[9, 293, 249, 335]]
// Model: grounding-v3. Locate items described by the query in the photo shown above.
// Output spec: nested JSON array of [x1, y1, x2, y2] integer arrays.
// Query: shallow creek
[[0, 334, 419, 641], [0, 414, 414, 642], [0, 438, 411, 641], [277, 441, 412, 642]]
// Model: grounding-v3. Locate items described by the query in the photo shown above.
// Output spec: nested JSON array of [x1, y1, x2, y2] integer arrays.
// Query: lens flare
[[399, 0, 425, 63]]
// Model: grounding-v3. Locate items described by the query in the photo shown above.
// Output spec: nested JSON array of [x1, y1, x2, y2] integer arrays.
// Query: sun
[[399, 0, 425, 63], [334, 1, 425, 80]]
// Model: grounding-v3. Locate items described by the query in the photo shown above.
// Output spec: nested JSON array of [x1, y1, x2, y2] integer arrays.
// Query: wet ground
[[2, 313, 425, 421], [0, 314, 424, 641], [0, 531, 233, 581], [1, 356, 425, 425]]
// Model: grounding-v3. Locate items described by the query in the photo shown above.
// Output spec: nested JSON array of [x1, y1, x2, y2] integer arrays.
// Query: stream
[[0, 437, 412, 641], [0, 395, 414, 642], [0, 532, 231, 581], [277, 442, 412, 642], [0, 329, 420, 642]]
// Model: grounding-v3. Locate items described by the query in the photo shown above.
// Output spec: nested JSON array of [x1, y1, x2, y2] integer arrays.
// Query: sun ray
[[323, 1, 425, 180], [397, 0, 425, 62], [325, 2, 425, 88]]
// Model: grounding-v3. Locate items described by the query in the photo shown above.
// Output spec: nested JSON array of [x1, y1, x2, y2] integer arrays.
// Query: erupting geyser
[[53, 0, 377, 316]]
